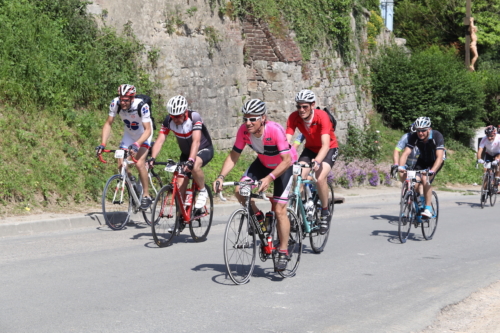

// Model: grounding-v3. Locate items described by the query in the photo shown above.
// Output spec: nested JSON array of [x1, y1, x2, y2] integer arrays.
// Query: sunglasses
[[120, 98, 131, 103], [170, 114, 184, 119], [296, 104, 310, 110], [416, 129, 428, 133], [242, 116, 262, 123]]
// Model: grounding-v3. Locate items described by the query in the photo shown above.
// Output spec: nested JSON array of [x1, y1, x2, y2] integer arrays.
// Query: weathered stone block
[[261, 70, 286, 82]]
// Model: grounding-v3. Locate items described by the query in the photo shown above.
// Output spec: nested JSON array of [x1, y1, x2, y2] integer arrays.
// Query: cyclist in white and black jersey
[[399, 117, 445, 218], [477, 125, 500, 181], [150, 95, 214, 209], [96, 84, 154, 210], [391, 122, 420, 181]]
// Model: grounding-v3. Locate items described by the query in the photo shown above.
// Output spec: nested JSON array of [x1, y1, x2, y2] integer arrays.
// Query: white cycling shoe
[[194, 190, 208, 208], [421, 208, 433, 218]]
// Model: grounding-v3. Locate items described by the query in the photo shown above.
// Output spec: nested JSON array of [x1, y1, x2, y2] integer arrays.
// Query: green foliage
[[204, 26, 222, 59], [0, 0, 155, 111], [477, 68, 500, 124], [367, 10, 384, 50], [230, 0, 354, 61], [339, 123, 381, 162], [371, 45, 485, 144], [186, 6, 198, 17]]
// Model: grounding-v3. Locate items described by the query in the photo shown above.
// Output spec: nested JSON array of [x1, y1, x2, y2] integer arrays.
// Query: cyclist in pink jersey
[[286, 89, 338, 233], [214, 99, 296, 272]]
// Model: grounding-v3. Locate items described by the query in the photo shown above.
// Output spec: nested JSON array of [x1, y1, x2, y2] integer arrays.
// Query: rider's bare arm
[[100, 115, 115, 145], [477, 147, 484, 160], [399, 146, 412, 167], [150, 132, 167, 159], [188, 130, 201, 161], [135, 121, 152, 146], [393, 148, 401, 165], [430, 150, 444, 172]]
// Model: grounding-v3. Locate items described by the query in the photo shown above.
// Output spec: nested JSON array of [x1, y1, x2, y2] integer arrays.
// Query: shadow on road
[[370, 214, 399, 225], [455, 201, 483, 208], [192, 263, 284, 285]]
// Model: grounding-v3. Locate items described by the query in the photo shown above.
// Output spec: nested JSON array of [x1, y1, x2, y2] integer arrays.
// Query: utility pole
[[464, 0, 471, 68]]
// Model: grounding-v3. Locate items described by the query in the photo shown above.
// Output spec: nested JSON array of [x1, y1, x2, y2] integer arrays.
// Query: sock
[[321, 207, 329, 216], [425, 205, 432, 211], [199, 188, 207, 192], [278, 249, 289, 255]]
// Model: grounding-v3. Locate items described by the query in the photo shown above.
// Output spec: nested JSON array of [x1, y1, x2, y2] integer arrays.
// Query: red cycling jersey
[[286, 109, 338, 153]]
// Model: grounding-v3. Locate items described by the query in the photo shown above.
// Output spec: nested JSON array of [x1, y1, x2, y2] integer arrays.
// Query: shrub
[[339, 122, 381, 162], [371, 45, 485, 144]]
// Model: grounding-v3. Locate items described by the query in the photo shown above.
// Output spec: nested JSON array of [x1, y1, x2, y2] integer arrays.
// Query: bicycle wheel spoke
[[142, 172, 163, 226], [189, 184, 214, 242], [102, 175, 131, 230], [398, 192, 413, 243], [422, 191, 439, 240], [277, 208, 302, 278], [151, 185, 178, 247], [309, 195, 330, 253], [224, 209, 256, 285]]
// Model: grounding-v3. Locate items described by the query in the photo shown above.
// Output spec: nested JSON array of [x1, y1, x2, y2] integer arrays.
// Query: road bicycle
[[398, 170, 439, 243], [477, 160, 498, 208], [288, 162, 334, 253], [217, 179, 302, 285], [99, 149, 163, 230], [150, 159, 213, 247]]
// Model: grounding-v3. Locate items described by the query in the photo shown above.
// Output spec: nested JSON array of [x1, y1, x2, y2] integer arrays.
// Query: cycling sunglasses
[[242, 116, 262, 123], [296, 104, 310, 110], [416, 128, 429, 133], [170, 114, 184, 119]]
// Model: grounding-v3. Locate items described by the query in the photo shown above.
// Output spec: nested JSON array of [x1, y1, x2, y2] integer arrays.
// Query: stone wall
[[87, 0, 376, 149]]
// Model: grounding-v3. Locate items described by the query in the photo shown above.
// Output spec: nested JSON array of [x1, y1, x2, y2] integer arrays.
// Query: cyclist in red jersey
[[286, 89, 339, 233], [214, 99, 296, 271]]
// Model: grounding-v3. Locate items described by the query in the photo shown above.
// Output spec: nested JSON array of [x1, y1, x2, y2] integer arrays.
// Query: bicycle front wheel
[[327, 182, 335, 219], [309, 196, 330, 253], [102, 175, 132, 230], [490, 172, 497, 207], [421, 191, 439, 240], [189, 184, 214, 242], [224, 208, 256, 285], [151, 185, 179, 247], [481, 172, 489, 208], [398, 192, 414, 243], [276, 208, 303, 278], [142, 172, 163, 226]]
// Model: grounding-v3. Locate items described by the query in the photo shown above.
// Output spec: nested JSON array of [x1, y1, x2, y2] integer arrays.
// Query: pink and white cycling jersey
[[480, 134, 500, 156], [233, 121, 297, 169]]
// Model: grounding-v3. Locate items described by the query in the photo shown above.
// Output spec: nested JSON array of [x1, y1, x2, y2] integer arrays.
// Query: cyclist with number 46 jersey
[[213, 99, 297, 272], [96, 84, 154, 210]]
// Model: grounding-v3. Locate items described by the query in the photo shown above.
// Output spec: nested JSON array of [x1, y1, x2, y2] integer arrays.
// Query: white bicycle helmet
[[167, 95, 188, 116], [242, 99, 267, 115], [295, 89, 316, 103], [414, 117, 431, 129], [117, 84, 136, 97]]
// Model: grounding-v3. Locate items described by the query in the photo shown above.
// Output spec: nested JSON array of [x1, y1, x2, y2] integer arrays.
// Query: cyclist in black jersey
[[398, 117, 445, 218]]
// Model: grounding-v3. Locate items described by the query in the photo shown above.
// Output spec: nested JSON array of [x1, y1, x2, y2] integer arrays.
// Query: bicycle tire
[[398, 192, 413, 243], [421, 191, 439, 240], [223, 208, 256, 285], [481, 171, 489, 208], [102, 174, 132, 230], [327, 182, 335, 219], [276, 208, 303, 278], [490, 171, 497, 207], [309, 195, 330, 253], [189, 184, 214, 242], [151, 185, 179, 247], [142, 172, 163, 226]]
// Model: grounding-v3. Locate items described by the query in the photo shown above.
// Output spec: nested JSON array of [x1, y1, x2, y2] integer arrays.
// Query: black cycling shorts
[[414, 161, 443, 184], [485, 153, 500, 161], [180, 145, 214, 167], [240, 158, 293, 204], [299, 147, 338, 168]]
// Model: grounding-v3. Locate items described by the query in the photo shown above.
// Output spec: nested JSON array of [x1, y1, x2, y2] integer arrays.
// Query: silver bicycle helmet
[[167, 95, 188, 116], [117, 84, 136, 97], [414, 117, 431, 129], [242, 99, 267, 115], [295, 89, 316, 103]]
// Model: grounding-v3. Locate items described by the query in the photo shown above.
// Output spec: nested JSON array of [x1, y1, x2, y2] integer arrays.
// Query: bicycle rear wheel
[[490, 172, 497, 207], [421, 191, 439, 240], [189, 184, 214, 242], [309, 196, 330, 253], [142, 172, 163, 226], [276, 208, 302, 278], [151, 185, 179, 247], [327, 182, 335, 219], [224, 208, 256, 285], [398, 192, 414, 243], [481, 172, 489, 208], [102, 175, 132, 230]]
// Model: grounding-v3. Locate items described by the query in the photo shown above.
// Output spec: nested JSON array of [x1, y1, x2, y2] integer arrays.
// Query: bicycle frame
[[218, 180, 274, 253], [158, 160, 209, 224], [289, 163, 318, 234], [405, 170, 434, 223]]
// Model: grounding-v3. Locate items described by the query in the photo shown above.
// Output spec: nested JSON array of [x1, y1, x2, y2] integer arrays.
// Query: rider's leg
[[191, 156, 205, 189], [315, 162, 333, 212], [135, 147, 150, 197], [273, 201, 290, 251]]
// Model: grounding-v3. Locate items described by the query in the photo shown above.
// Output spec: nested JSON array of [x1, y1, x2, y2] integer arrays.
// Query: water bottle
[[263, 211, 274, 233], [185, 190, 193, 206]]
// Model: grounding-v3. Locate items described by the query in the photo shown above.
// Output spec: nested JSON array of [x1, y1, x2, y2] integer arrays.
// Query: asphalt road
[[1, 191, 500, 333]]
